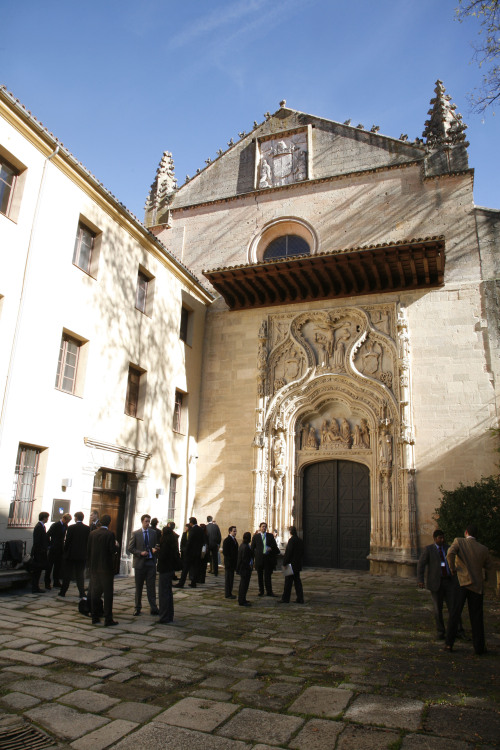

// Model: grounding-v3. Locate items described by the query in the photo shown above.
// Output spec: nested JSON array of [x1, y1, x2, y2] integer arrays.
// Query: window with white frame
[[0, 159, 17, 217], [0, 147, 27, 223], [55, 334, 81, 394], [135, 267, 155, 316], [9, 444, 41, 527], [125, 365, 146, 418], [173, 390, 184, 432], [72, 220, 101, 276], [168, 474, 179, 520]]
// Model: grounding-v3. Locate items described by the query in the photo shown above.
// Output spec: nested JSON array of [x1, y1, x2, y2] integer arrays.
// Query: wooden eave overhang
[[203, 236, 445, 310]]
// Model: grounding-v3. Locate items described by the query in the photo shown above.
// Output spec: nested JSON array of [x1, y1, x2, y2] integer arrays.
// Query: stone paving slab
[[336, 725, 401, 749], [113, 722, 251, 750], [155, 697, 239, 731], [0, 648, 56, 665], [217, 707, 304, 745], [44, 646, 119, 664], [70, 719, 138, 750], [8, 678, 72, 700], [401, 735, 475, 750], [58, 689, 120, 713], [0, 691, 41, 709], [288, 718, 344, 750], [26, 703, 110, 740], [288, 686, 352, 718], [424, 704, 500, 744], [107, 701, 163, 722], [344, 694, 424, 731]]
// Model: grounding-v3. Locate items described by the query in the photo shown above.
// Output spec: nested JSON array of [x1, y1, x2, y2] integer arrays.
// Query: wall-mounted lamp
[[61, 478, 72, 491], [156, 488, 165, 497]]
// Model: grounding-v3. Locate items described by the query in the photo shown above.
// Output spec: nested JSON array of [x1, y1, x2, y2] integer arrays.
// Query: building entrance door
[[91, 469, 127, 548], [303, 460, 370, 570]]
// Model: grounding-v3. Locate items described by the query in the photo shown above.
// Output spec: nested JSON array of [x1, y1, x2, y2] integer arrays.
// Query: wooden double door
[[303, 460, 370, 570], [91, 469, 127, 548]]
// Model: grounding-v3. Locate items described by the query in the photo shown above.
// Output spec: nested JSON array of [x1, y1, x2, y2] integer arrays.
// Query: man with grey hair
[[206, 515, 221, 576]]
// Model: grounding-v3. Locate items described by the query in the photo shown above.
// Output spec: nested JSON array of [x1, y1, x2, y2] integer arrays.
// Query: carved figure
[[333, 326, 351, 369], [361, 340, 383, 376], [301, 423, 309, 449], [323, 418, 342, 443], [259, 159, 272, 189], [340, 418, 352, 447], [321, 420, 329, 445], [293, 148, 307, 181], [360, 418, 370, 448], [372, 311, 390, 335], [379, 433, 393, 464], [273, 432, 286, 469], [284, 350, 300, 381], [354, 424, 363, 447], [306, 426, 318, 449]]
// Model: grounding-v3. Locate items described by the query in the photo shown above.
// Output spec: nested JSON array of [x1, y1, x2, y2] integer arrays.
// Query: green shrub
[[434, 475, 500, 555]]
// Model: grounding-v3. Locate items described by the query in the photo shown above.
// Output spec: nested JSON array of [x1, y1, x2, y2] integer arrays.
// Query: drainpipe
[[0, 146, 60, 449]]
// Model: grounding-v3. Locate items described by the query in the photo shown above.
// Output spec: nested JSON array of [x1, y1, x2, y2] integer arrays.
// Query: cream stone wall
[[0, 95, 211, 563]]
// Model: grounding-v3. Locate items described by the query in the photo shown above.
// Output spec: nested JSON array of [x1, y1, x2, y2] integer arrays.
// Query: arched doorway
[[303, 460, 370, 570]]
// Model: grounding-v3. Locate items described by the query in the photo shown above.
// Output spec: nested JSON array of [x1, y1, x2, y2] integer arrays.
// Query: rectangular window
[[125, 365, 146, 418], [136, 270, 149, 313], [55, 334, 81, 394], [168, 474, 178, 520], [0, 159, 17, 217], [173, 390, 183, 432], [73, 222, 95, 274], [8, 444, 41, 527], [179, 306, 189, 342]]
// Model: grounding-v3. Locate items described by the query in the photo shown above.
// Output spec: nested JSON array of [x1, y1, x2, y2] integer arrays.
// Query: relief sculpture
[[258, 131, 308, 189], [271, 343, 304, 394], [356, 336, 394, 390], [313, 319, 351, 370]]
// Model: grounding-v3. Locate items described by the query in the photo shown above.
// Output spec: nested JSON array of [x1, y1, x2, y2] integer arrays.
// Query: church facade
[[1, 82, 499, 576], [146, 82, 500, 575]]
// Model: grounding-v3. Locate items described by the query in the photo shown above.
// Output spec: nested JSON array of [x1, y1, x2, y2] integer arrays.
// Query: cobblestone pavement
[[0, 569, 499, 750]]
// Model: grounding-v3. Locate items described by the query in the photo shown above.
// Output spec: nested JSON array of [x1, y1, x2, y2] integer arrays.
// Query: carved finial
[[216, 148, 224, 156], [144, 150, 177, 219], [280, 99, 286, 108], [343, 118, 351, 125], [227, 138, 234, 147], [185, 175, 190, 182], [399, 134, 408, 141], [253, 120, 259, 128], [356, 123, 365, 129], [422, 79, 468, 148], [370, 125, 380, 133], [205, 157, 212, 165], [196, 168, 200, 174], [238, 131, 246, 139], [264, 111, 271, 119]]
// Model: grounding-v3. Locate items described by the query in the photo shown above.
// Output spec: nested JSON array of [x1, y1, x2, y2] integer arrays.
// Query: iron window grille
[[9, 444, 41, 527]]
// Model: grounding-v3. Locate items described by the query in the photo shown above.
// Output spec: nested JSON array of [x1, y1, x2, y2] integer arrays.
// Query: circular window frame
[[248, 217, 318, 263]]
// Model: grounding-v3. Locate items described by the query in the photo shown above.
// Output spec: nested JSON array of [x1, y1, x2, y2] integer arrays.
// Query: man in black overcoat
[[278, 526, 304, 604], [174, 517, 204, 588], [31, 511, 49, 593], [417, 528, 463, 640], [87, 514, 118, 626], [222, 525, 238, 599], [59, 511, 90, 598], [45, 513, 71, 588], [251, 521, 279, 597]]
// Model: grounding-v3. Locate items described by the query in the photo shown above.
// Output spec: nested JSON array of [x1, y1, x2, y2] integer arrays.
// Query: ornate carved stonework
[[258, 131, 308, 189]]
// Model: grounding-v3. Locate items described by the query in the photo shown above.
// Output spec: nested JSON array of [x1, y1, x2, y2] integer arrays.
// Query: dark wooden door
[[92, 470, 127, 546], [303, 460, 370, 570]]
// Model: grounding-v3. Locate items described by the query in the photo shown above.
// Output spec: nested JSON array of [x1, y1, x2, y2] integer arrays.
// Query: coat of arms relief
[[258, 131, 308, 189]]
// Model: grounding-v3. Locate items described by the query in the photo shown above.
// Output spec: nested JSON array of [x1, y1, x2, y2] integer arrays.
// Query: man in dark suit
[[251, 521, 279, 597], [222, 525, 238, 599], [87, 513, 118, 626], [45, 513, 71, 589], [31, 511, 49, 593], [89, 510, 99, 532], [417, 529, 462, 640], [174, 517, 204, 588], [127, 514, 159, 616], [278, 526, 304, 604], [59, 511, 90, 598], [206, 516, 222, 576]]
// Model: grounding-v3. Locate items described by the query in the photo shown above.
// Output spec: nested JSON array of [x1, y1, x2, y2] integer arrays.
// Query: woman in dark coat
[[278, 526, 304, 604], [237, 532, 253, 606], [157, 526, 181, 623]]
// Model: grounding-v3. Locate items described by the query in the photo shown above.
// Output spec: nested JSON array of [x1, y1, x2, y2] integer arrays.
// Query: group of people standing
[[417, 524, 495, 655]]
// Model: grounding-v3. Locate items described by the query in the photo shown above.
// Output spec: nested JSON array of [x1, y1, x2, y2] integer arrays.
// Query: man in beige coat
[[444, 524, 494, 654]]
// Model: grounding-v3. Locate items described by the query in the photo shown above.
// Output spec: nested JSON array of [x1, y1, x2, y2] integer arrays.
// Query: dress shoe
[[258, 591, 265, 597], [150, 608, 159, 615], [266, 593, 277, 597], [225, 595, 236, 599], [133, 609, 141, 616], [295, 600, 304, 604], [92, 617, 101, 625], [105, 620, 119, 627], [32, 588, 45, 593], [57, 592, 65, 598], [173, 583, 184, 588], [54, 581, 62, 588], [239, 602, 252, 606], [189, 583, 197, 588], [277, 599, 288, 604]]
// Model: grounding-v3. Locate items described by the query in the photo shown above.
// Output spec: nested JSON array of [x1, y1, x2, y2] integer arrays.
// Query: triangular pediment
[[167, 107, 425, 214]]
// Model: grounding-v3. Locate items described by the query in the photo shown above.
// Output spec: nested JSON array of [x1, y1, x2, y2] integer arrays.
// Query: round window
[[263, 235, 310, 260]]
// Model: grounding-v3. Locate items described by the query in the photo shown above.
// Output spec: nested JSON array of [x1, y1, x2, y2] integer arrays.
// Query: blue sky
[[2, 0, 498, 218]]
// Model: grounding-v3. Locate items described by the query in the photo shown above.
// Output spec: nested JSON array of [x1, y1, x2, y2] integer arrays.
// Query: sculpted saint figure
[[360, 418, 370, 448], [301, 423, 309, 449], [340, 418, 352, 447], [333, 326, 350, 369], [273, 432, 286, 469], [354, 424, 362, 447], [259, 159, 272, 188], [306, 426, 318, 449]]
